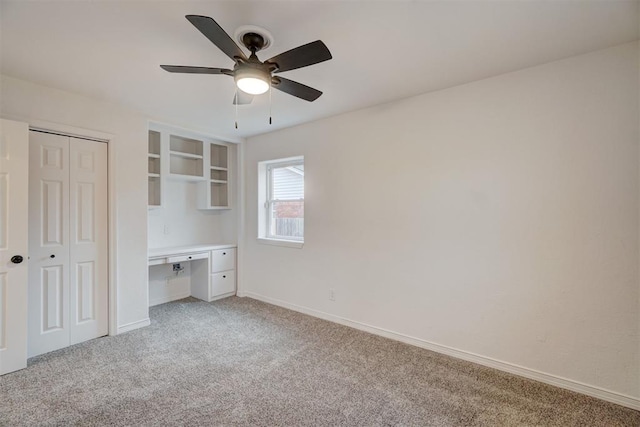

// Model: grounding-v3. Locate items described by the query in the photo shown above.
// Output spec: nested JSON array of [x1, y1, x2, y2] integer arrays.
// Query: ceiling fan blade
[[185, 15, 247, 62], [272, 77, 322, 102], [160, 65, 232, 75], [233, 92, 254, 105], [266, 40, 332, 73]]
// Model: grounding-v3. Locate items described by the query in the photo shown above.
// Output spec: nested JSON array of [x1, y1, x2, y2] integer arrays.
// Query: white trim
[[4, 116, 115, 142], [236, 142, 245, 297], [242, 291, 640, 411], [6, 116, 121, 338], [149, 290, 191, 307], [148, 120, 244, 145], [257, 156, 305, 243], [116, 318, 151, 335], [210, 291, 236, 302], [256, 238, 304, 249], [265, 157, 304, 241], [107, 134, 118, 337]]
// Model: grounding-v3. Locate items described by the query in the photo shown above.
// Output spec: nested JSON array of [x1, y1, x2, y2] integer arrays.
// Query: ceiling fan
[[160, 15, 332, 106]]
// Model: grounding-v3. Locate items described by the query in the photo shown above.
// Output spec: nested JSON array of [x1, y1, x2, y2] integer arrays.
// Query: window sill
[[257, 238, 304, 249]]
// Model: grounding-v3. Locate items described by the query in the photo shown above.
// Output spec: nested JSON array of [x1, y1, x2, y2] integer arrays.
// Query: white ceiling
[[1, 1, 638, 139]]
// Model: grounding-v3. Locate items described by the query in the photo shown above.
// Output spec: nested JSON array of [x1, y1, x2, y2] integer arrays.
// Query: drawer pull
[[188, 256, 192, 259], [223, 275, 226, 278], [222, 252, 226, 255]]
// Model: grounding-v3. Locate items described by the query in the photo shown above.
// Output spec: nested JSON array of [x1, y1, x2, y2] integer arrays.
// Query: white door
[[28, 131, 70, 356], [0, 119, 29, 375], [28, 131, 108, 357], [68, 137, 108, 345]]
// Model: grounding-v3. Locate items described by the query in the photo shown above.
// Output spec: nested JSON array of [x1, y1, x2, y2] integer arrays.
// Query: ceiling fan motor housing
[[242, 32, 267, 52], [234, 58, 273, 80]]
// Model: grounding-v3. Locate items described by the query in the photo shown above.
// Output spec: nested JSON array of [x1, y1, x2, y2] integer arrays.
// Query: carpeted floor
[[0, 297, 638, 426]]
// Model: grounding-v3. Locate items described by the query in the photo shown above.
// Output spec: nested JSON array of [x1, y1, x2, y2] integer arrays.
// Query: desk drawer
[[210, 271, 235, 296], [211, 248, 235, 273], [166, 252, 208, 263], [148, 257, 166, 266]]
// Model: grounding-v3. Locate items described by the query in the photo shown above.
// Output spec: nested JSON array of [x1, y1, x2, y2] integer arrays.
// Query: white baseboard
[[209, 291, 236, 302], [117, 318, 151, 335], [243, 291, 640, 411], [149, 290, 191, 307]]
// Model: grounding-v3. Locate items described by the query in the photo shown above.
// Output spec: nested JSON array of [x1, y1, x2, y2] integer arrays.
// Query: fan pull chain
[[269, 84, 273, 125], [234, 87, 239, 129]]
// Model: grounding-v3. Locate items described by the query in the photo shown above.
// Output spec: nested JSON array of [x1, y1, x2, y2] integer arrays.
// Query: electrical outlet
[[164, 224, 170, 235], [329, 288, 336, 301]]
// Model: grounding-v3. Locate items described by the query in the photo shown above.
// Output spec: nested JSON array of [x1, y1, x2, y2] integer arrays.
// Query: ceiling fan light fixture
[[235, 69, 270, 95], [236, 77, 269, 95]]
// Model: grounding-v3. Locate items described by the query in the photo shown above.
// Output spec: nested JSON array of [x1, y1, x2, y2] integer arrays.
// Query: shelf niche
[[210, 144, 228, 169], [199, 141, 231, 210], [169, 135, 203, 178], [210, 183, 229, 208], [148, 130, 162, 208]]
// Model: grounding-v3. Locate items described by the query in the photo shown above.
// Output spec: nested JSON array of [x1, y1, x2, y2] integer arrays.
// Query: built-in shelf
[[147, 124, 233, 211], [198, 142, 230, 210], [169, 150, 203, 160], [210, 168, 228, 182], [148, 130, 162, 208], [210, 144, 228, 169], [169, 135, 204, 178], [209, 182, 229, 208]]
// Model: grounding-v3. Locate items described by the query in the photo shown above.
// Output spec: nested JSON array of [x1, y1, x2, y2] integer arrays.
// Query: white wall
[[0, 75, 150, 329], [242, 42, 640, 403]]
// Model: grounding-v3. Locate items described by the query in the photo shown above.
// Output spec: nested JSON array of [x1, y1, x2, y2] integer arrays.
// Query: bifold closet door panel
[[69, 138, 108, 345], [28, 131, 71, 358]]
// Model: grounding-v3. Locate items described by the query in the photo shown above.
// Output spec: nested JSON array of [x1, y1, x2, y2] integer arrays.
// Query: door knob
[[10, 255, 24, 264]]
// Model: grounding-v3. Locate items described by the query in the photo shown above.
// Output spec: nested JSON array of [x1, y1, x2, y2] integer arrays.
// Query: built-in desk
[[148, 244, 237, 305]]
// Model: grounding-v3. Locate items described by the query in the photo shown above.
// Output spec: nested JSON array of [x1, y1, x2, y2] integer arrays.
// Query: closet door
[[28, 131, 108, 358], [28, 131, 71, 357], [69, 138, 108, 345]]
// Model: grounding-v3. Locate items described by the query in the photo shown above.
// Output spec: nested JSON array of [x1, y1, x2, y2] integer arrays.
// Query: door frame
[[21, 118, 118, 336]]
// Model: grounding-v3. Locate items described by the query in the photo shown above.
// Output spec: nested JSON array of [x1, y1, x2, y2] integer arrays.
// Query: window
[[258, 157, 304, 247]]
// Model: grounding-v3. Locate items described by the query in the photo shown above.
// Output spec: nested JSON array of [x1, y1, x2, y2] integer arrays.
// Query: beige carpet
[[0, 296, 638, 426]]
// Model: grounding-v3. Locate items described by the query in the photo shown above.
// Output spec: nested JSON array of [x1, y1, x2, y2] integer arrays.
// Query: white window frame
[[257, 156, 304, 248]]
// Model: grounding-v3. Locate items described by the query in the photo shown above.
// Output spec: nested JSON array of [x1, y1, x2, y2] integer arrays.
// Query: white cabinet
[[211, 248, 235, 272], [209, 248, 236, 300], [211, 271, 236, 296], [147, 123, 233, 210], [148, 245, 236, 305], [166, 252, 208, 263]]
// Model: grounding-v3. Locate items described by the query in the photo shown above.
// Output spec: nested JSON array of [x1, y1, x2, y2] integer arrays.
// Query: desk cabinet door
[[210, 271, 235, 297], [210, 249, 235, 273]]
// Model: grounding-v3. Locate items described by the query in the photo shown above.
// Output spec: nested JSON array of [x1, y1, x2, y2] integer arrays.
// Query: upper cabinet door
[[0, 119, 29, 375]]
